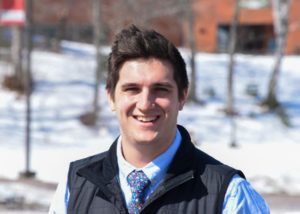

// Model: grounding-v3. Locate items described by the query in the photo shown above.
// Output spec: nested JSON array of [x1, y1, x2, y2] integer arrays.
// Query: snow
[[1, 44, 300, 204]]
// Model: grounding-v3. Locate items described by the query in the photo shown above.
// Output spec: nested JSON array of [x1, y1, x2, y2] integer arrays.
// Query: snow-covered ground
[[1, 43, 300, 211]]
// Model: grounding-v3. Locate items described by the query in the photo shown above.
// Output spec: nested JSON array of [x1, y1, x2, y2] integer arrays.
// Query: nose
[[136, 89, 154, 111]]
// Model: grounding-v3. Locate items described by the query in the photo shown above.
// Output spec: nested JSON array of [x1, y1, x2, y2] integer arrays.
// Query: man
[[49, 25, 270, 214]]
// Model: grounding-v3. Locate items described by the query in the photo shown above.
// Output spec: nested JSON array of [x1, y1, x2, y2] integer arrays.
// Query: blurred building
[[189, 0, 300, 54], [2, 0, 300, 54]]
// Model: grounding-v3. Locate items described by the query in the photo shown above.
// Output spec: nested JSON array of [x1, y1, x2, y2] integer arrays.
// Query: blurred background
[[1, 0, 300, 213]]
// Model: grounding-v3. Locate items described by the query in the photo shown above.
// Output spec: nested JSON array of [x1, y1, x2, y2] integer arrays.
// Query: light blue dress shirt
[[49, 129, 270, 214], [116, 129, 182, 205]]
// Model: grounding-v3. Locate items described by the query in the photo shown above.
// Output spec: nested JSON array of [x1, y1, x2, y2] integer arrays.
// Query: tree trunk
[[263, 0, 290, 109], [4, 26, 25, 93], [53, 16, 67, 52], [11, 26, 23, 81], [78, 0, 102, 126], [186, 0, 198, 102], [226, 0, 240, 115], [92, 0, 102, 121], [20, 0, 35, 178]]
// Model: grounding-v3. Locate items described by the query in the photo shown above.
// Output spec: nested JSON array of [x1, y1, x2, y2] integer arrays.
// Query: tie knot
[[127, 170, 150, 192]]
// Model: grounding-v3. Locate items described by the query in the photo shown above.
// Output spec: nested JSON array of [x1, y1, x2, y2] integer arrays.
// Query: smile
[[134, 115, 160, 123]]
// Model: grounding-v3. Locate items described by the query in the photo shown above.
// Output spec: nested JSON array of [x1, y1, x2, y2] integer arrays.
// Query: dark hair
[[106, 25, 189, 100]]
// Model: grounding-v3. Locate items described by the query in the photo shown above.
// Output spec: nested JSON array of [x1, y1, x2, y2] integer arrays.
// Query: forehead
[[118, 58, 175, 84]]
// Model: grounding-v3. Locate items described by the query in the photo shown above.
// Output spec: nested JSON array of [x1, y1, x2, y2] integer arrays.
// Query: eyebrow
[[120, 83, 139, 89], [153, 82, 174, 89], [120, 82, 174, 89]]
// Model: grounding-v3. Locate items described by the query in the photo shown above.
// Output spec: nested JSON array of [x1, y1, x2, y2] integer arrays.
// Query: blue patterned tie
[[127, 170, 150, 214]]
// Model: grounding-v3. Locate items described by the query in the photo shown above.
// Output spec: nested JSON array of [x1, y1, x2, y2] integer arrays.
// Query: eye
[[123, 86, 140, 93], [153, 83, 173, 93], [155, 87, 169, 92], [153, 86, 171, 96]]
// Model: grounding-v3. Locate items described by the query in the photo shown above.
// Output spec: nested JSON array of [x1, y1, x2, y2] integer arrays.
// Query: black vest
[[67, 125, 245, 214]]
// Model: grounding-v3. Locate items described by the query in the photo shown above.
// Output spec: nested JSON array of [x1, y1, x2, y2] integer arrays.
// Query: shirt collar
[[117, 129, 182, 186]]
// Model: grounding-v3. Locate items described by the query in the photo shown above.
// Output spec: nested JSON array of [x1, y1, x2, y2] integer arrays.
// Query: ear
[[106, 89, 116, 111], [179, 89, 188, 110]]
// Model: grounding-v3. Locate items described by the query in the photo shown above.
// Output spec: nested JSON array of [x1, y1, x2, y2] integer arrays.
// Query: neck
[[121, 138, 174, 168]]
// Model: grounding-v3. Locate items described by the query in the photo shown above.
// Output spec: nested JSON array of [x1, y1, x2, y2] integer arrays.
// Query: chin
[[133, 132, 160, 145]]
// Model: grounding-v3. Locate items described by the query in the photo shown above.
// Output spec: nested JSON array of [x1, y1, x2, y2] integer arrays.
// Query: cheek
[[156, 98, 170, 107], [116, 96, 136, 115], [155, 98, 177, 112], [157, 95, 181, 106]]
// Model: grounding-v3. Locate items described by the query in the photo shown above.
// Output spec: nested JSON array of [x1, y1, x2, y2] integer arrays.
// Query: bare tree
[[11, 27, 23, 80], [225, 0, 241, 147], [20, 0, 35, 178], [225, 0, 241, 115], [262, 0, 291, 109], [184, 0, 200, 103], [92, 0, 102, 121], [3, 26, 25, 93], [79, 0, 102, 126], [3, 21, 24, 92], [52, 2, 72, 52]]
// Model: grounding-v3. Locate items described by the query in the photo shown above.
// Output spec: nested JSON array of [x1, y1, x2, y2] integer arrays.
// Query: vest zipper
[[141, 170, 195, 212]]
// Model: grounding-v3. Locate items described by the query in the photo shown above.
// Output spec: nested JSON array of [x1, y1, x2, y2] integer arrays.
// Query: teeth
[[136, 116, 157, 122]]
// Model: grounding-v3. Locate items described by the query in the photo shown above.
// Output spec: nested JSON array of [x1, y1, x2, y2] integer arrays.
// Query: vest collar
[[77, 137, 119, 187], [165, 125, 198, 177], [77, 125, 197, 183], [76, 125, 198, 200]]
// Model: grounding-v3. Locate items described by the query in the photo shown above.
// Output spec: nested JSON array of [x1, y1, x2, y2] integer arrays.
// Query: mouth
[[133, 115, 160, 123]]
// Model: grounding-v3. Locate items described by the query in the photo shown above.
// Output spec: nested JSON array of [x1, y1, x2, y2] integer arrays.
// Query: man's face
[[107, 58, 187, 151]]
